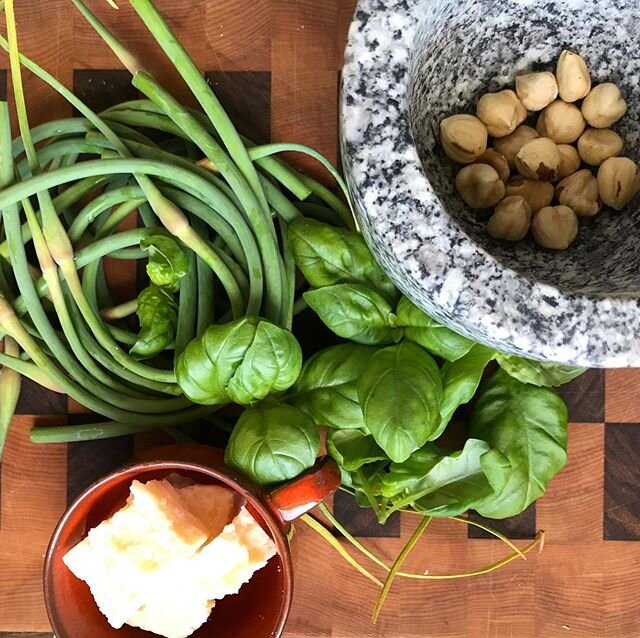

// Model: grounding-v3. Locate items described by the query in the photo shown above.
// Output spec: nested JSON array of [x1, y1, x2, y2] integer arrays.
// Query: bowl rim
[[340, 0, 640, 367], [43, 458, 293, 638]]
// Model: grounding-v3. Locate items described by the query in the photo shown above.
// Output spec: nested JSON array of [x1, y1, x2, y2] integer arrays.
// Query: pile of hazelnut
[[440, 50, 640, 250]]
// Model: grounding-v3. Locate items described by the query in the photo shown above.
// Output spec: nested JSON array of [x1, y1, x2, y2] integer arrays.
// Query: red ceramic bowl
[[44, 444, 340, 638]]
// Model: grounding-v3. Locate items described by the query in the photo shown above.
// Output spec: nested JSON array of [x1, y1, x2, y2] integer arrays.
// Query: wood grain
[[559, 368, 605, 423], [0, 417, 65, 631], [606, 369, 640, 422], [538, 424, 604, 541], [604, 423, 640, 540]]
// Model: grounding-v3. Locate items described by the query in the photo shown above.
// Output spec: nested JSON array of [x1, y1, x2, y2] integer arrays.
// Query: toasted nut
[[536, 100, 585, 144], [493, 125, 539, 168], [515, 72, 558, 111], [455, 164, 506, 208], [440, 114, 489, 164], [487, 196, 532, 241], [474, 149, 510, 183], [556, 144, 582, 180], [556, 50, 591, 102], [531, 205, 579, 250], [555, 169, 601, 217], [582, 83, 628, 128], [476, 89, 527, 138], [505, 176, 555, 213], [597, 157, 640, 211], [577, 128, 624, 166], [515, 137, 560, 181]]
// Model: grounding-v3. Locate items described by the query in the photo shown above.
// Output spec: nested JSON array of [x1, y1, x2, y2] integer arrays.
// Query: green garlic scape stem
[[0, 0, 353, 442]]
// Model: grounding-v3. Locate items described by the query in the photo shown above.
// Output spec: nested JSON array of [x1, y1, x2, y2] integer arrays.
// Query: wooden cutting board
[[1, 2, 639, 636]]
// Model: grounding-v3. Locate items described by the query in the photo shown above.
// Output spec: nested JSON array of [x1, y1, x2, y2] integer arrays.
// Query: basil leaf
[[289, 217, 396, 300], [287, 343, 376, 429], [225, 402, 320, 485], [141, 235, 188, 292], [176, 317, 303, 405], [437, 345, 496, 435], [304, 283, 399, 345], [495, 353, 587, 387], [470, 369, 568, 519], [130, 285, 177, 359], [223, 321, 303, 405], [395, 296, 474, 361], [380, 444, 442, 497], [383, 439, 495, 518], [327, 429, 387, 471], [358, 342, 443, 463]]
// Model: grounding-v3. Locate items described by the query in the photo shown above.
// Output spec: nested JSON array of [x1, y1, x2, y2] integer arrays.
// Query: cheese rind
[[178, 483, 240, 540]]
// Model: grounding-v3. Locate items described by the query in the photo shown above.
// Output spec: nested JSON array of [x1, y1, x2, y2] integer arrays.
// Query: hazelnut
[[487, 196, 532, 241], [597, 157, 640, 211], [493, 125, 539, 168], [476, 89, 527, 138], [515, 72, 558, 111], [505, 176, 555, 213], [581, 83, 627, 128], [455, 164, 506, 209], [515, 137, 560, 181], [474, 149, 510, 183], [555, 169, 601, 217], [531, 205, 579, 250], [556, 144, 582, 180], [536, 100, 585, 144], [556, 50, 591, 102], [440, 114, 489, 164], [577, 128, 624, 166]]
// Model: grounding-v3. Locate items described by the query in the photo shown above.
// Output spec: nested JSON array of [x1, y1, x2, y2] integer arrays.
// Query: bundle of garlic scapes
[[0, 0, 353, 455]]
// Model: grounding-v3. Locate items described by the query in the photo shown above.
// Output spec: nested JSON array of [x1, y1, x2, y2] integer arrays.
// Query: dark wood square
[[604, 423, 640, 541], [15, 378, 67, 416], [205, 71, 271, 145], [559, 368, 605, 424], [333, 490, 400, 538], [468, 504, 537, 540]]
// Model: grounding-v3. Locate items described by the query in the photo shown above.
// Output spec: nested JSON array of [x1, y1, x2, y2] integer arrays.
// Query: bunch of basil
[[177, 218, 585, 522]]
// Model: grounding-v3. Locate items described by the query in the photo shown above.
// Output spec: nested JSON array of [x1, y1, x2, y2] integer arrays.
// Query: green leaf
[[327, 429, 387, 471], [304, 283, 399, 345], [141, 235, 188, 292], [379, 444, 442, 497], [384, 439, 497, 519], [470, 369, 568, 519], [175, 317, 303, 405], [225, 402, 320, 485], [288, 217, 396, 300], [358, 342, 443, 463], [130, 285, 177, 359], [437, 345, 496, 436], [495, 353, 587, 387], [395, 296, 474, 362], [287, 343, 376, 429], [223, 321, 303, 405]]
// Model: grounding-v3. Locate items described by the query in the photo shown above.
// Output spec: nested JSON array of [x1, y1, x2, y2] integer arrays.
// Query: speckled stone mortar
[[341, 0, 640, 367]]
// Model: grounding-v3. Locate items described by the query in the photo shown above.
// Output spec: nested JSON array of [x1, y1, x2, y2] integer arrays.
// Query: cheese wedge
[[63, 479, 209, 629], [63, 477, 276, 638], [193, 507, 277, 602]]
